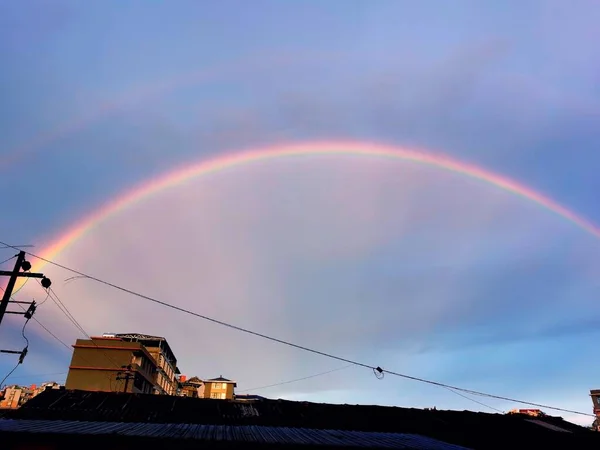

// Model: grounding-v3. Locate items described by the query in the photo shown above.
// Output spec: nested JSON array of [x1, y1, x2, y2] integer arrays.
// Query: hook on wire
[[373, 366, 384, 380]]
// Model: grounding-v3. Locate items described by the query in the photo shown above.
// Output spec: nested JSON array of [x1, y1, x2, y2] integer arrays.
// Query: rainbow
[[33, 141, 600, 271]]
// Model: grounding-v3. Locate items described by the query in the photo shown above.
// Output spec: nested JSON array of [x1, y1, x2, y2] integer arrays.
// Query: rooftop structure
[[2, 389, 597, 449]]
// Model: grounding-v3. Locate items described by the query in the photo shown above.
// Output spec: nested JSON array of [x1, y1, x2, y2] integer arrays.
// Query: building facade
[[115, 333, 180, 395], [65, 336, 158, 394], [202, 376, 236, 400]]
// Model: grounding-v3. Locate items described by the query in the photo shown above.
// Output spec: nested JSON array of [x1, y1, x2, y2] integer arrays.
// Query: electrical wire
[[238, 365, 354, 394], [11, 276, 31, 297], [0, 361, 21, 390], [0, 285, 71, 351], [0, 313, 32, 389], [444, 387, 504, 414], [0, 254, 17, 266], [30, 315, 72, 351], [40, 283, 126, 392], [2, 371, 67, 381], [1, 240, 594, 418], [0, 283, 116, 390], [46, 285, 88, 337], [35, 287, 51, 307], [21, 316, 30, 350]]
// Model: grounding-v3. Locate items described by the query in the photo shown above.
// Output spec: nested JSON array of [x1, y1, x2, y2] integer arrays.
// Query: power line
[[444, 387, 504, 414], [0, 285, 70, 351], [0, 361, 21, 389], [28, 315, 72, 351], [0, 254, 17, 266], [1, 314, 32, 389], [11, 277, 31, 297], [2, 371, 67, 381], [1, 241, 593, 417], [239, 365, 503, 414], [35, 282, 125, 386], [45, 284, 88, 337], [40, 284, 127, 392], [239, 365, 354, 393]]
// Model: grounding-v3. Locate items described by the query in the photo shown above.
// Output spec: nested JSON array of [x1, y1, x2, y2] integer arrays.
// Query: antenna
[[0, 244, 35, 249]]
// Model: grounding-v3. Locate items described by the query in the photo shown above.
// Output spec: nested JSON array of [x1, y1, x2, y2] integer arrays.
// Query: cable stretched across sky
[[0, 240, 593, 418], [238, 365, 355, 394]]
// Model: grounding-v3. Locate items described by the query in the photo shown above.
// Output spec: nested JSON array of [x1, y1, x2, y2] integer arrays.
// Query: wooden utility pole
[[0, 250, 51, 327], [116, 365, 134, 393]]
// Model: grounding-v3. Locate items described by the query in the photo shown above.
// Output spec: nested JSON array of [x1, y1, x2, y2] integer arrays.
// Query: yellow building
[[202, 376, 236, 400], [0, 386, 23, 409]]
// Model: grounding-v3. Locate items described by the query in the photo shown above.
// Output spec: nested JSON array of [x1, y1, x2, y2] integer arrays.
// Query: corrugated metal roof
[[0, 419, 470, 449], [526, 419, 572, 433], [11, 390, 599, 449]]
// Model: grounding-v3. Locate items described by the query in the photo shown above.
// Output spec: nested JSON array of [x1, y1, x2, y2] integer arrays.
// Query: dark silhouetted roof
[[187, 376, 203, 384], [207, 375, 234, 382], [0, 419, 468, 449], [114, 332, 178, 366], [5, 389, 599, 449], [236, 394, 268, 402]]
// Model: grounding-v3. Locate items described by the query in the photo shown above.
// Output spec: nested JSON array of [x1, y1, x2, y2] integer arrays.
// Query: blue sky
[[1, 0, 600, 425]]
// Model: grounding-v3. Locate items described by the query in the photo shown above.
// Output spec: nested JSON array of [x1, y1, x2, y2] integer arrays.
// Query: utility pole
[[116, 365, 134, 393], [0, 250, 51, 327], [0, 250, 52, 374]]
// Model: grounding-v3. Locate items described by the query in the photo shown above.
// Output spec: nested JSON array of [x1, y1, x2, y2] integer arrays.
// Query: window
[[210, 392, 220, 399], [212, 382, 221, 389], [220, 392, 226, 399]]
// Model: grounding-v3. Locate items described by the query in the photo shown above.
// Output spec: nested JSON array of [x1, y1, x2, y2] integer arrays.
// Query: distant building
[[590, 390, 600, 430], [115, 333, 180, 395], [202, 376, 236, 400], [0, 386, 24, 409], [508, 408, 545, 417], [178, 375, 236, 400], [0, 382, 63, 409], [65, 335, 159, 394], [179, 376, 205, 398]]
